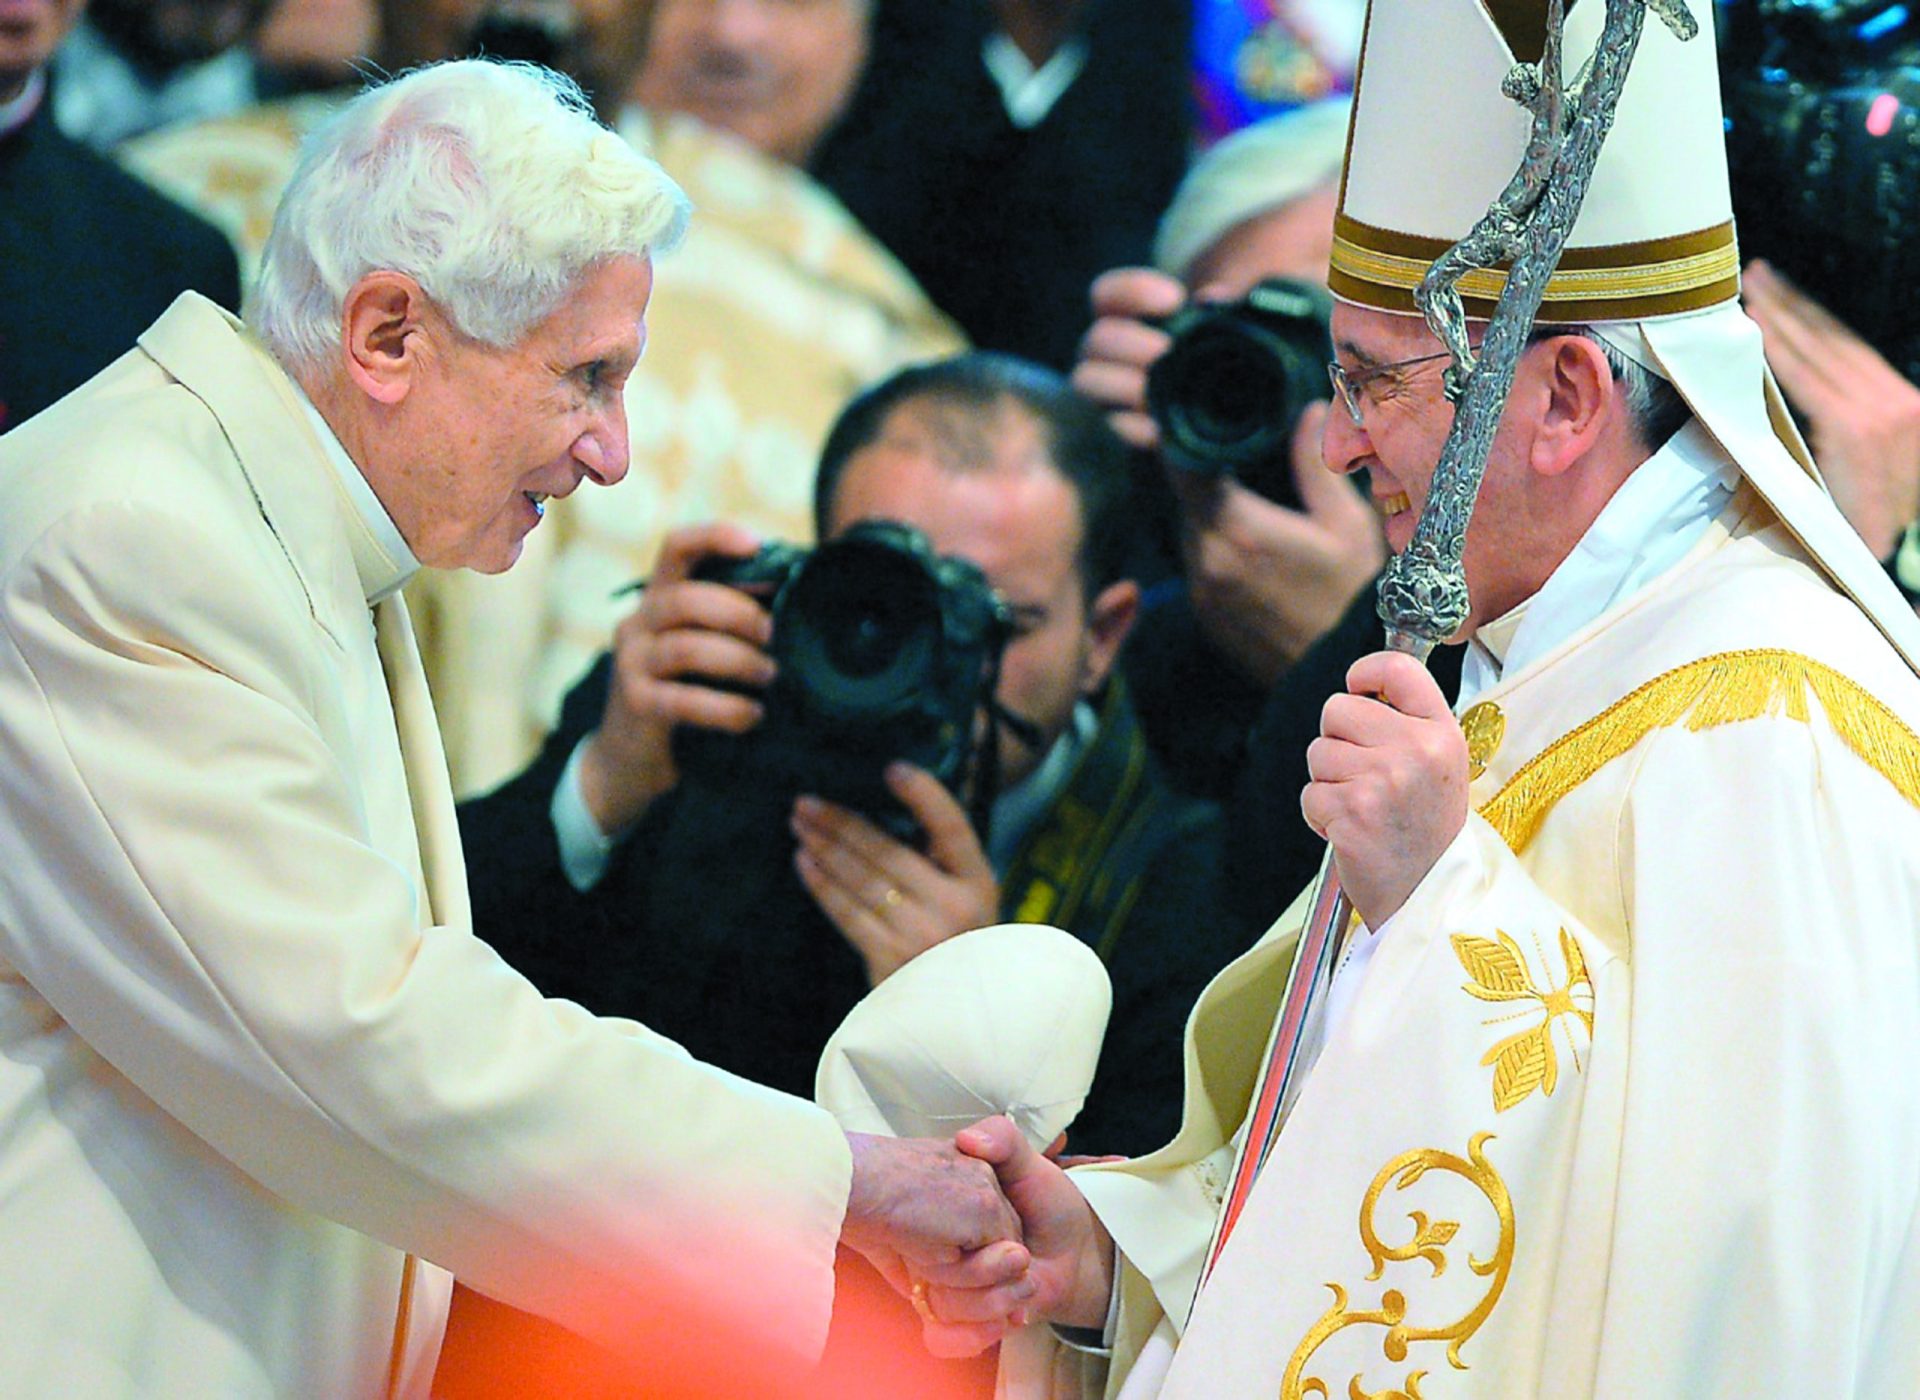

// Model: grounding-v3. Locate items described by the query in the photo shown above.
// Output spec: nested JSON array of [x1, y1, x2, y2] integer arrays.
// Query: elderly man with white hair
[[0, 60, 1023, 1397]]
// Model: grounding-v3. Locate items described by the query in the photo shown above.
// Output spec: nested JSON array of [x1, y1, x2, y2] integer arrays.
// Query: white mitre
[[1330, 0, 1920, 675], [815, 923, 1111, 1151]]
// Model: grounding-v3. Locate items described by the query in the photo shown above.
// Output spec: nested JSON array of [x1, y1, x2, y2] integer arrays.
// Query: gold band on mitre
[[1328, 212, 1742, 323]]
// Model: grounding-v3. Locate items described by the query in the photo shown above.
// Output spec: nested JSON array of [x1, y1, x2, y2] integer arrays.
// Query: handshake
[[839, 1118, 1117, 1356], [817, 922, 1122, 1358]]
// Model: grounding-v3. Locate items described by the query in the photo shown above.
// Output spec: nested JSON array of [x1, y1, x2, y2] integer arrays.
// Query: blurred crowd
[[5, 0, 1916, 752], [3, 0, 1919, 1386]]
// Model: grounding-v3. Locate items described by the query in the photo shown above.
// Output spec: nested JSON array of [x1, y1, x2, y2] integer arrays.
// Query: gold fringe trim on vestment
[[1479, 649, 1920, 855]]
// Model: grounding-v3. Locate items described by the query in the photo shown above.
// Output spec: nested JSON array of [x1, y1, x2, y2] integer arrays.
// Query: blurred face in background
[[86, 0, 275, 70], [630, 0, 870, 166], [253, 0, 378, 84], [1181, 182, 1341, 300], [0, 0, 84, 99], [379, 0, 644, 116]]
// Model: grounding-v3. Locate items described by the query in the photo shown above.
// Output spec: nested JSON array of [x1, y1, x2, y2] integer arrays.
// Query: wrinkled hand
[[1070, 266, 1184, 452], [792, 763, 1001, 987], [1172, 402, 1387, 686], [1744, 258, 1920, 559], [842, 1129, 1034, 1358], [575, 522, 772, 835], [952, 1116, 1114, 1333], [1301, 651, 1468, 928]]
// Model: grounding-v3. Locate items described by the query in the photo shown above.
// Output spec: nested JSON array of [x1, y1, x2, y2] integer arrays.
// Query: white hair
[[1153, 98, 1352, 279], [248, 60, 691, 372]]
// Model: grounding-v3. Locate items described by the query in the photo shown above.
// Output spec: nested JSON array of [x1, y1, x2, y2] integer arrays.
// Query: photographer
[[1076, 101, 1474, 929], [459, 353, 1245, 1161], [1718, 0, 1920, 611], [1074, 101, 1387, 800]]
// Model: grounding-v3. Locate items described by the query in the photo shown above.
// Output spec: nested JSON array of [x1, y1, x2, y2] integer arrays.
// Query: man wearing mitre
[[933, 1, 1920, 1395]]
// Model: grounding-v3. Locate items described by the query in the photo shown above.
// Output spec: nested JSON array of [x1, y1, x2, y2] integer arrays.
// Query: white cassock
[[0, 295, 851, 1396], [1070, 445, 1920, 1397]]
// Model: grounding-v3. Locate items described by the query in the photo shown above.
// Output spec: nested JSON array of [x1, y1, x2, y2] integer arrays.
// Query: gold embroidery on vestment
[[1280, 1134, 1516, 1400], [1453, 928, 1595, 1113], [1459, 701, 1506, 782], [1478, 649, 1920, 854]]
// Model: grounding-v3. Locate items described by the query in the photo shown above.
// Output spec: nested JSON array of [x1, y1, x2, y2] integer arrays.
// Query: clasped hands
[[841, 1118, 1117, 1359]]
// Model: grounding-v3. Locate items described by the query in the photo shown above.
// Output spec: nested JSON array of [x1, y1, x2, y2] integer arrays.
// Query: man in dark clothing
[[812, 0, 1191, 369], [0, 0, 240, 432], [1223, 583, 1465, 935], [460, 354, 1247, 1158]]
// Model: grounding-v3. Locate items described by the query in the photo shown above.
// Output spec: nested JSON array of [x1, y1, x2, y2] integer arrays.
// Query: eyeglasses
[[1326, 350, 1456, 428]]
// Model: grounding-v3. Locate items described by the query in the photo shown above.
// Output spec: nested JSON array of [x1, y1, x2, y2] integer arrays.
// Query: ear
[[1527, 334, 1614, 479], [339, 272, 433, 407], [1079, 578, 1141, 696]]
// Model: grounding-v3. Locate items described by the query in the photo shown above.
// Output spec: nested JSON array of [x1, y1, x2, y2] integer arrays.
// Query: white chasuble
[[1162, 825, 1626, 1398], [1083, 496, 1920, 1399]]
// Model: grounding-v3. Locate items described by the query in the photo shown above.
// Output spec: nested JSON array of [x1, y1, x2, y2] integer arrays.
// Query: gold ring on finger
[[909, 1278, 938, 1325]]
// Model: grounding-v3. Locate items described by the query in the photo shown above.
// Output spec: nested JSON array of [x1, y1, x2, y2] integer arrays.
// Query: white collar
[[291, 386, 419, 605], [1459, 418, 1736, 706], [982, 31, 1089, 129]]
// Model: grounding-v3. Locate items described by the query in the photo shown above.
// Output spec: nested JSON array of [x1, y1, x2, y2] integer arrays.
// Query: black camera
[[1719, 0, 1920, 384], [1145, 276, 1335, 508], [676, 520, 1014, 836]]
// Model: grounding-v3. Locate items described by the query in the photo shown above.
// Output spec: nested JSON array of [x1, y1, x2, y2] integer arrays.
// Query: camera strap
[[998, 677, 1205, 962]]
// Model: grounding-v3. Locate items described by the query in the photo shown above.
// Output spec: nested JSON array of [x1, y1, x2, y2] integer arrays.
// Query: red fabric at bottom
[[433, 1251, 998, 1399]]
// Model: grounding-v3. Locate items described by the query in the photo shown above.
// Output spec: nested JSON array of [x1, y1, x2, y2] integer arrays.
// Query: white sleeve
[[551, 732, 632, 892], [0, 504, 852, 1364]]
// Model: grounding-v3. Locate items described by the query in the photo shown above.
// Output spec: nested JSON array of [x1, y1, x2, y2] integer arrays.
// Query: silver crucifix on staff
[[1381, 0, 1700, 659], [1198, 0, 1705, 1292]]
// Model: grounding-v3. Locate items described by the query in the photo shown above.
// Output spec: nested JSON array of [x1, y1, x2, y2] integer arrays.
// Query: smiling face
[[823, 400, 1132, 789], [1321, 301, 1571, 637], [631, 0, 870, 166], [0, 0, 84, 99], [357, 255, 654, 574]]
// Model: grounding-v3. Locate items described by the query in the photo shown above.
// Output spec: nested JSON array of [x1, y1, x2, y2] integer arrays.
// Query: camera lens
[[778, 538, 941, 726], [1144, 279, 1334, 506], [1151, 319, 1295, 471]]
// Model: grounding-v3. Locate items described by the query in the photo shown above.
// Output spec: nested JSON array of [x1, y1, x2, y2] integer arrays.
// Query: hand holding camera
[[1072, 267, 1385, 686], [626, 519, 1012, 983], [791, 765, 1001, 988], [676, 520, 1013, 836], [575, 521, 775, 836]]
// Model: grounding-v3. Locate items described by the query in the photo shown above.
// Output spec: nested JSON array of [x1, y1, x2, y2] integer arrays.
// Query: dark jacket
[[0, 92, 240, 433], [1224, 581, 1466, 933], [811, 0, 1191, 369], [460, 658, 1248, 1157]]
